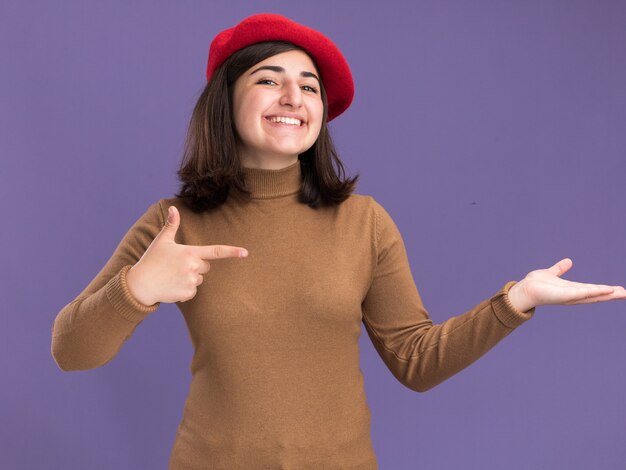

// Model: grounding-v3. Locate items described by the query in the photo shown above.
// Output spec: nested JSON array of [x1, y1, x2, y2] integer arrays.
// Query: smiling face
[[231, 49, 324, 169]]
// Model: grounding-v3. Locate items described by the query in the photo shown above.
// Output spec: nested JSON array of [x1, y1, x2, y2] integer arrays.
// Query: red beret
[[206, 13, 354, 122]]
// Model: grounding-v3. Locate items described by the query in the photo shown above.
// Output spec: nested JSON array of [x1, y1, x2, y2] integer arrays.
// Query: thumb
[[160, 206, 180, 241], [547, 257, 573, 277]]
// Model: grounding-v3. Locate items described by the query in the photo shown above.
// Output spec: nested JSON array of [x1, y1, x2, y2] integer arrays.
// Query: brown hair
[[174, 41, 359, 213]]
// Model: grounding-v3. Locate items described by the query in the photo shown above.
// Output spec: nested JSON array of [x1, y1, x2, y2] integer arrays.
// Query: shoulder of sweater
[[348, 194, 393, 222], [152, 196, 189, 219], [341, 193, 394, 225], [342, 194, 398, 244], [345, 192, 378, 209], [155, 196, 184, 209]]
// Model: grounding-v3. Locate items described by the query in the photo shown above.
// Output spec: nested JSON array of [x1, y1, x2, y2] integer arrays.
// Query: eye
[[302, 85, 318, 94], [256, 79, 277, 86]]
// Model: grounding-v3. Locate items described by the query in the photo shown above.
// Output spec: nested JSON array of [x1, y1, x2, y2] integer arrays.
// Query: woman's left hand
[[507, 258, 626, 313]]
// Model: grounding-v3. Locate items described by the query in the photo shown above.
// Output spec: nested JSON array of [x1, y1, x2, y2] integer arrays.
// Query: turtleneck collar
[[234, 159, 302, 199]]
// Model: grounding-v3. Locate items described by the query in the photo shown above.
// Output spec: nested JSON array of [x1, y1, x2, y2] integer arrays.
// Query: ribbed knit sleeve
[[361, 199, 534, 392], [51, 200, 165, 371]]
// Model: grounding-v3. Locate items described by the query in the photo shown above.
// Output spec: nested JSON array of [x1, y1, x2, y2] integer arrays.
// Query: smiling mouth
[[264, 116, 305, 127]]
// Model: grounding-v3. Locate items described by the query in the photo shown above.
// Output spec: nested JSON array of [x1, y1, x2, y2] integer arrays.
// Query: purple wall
[[2, 1, 625, 468]]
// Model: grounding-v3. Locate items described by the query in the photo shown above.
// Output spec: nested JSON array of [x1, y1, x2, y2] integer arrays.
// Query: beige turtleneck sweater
[[51, 160, 534, 469]]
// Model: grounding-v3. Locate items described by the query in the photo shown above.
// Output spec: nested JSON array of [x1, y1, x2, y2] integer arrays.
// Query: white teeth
[[268, 116, 302, 126]]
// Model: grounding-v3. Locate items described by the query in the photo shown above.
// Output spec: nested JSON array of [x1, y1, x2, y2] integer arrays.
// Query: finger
[[189, 259, 211, 274], [607, 286, 626, 299], [195, 245, 249, 260], [159, 206, 180, 242], [560, 284, 615, 304], [563, 290, 624, 305], [547, 258, 573, 277], [559, 280, 618, 291], [197, 259, 211, 274]]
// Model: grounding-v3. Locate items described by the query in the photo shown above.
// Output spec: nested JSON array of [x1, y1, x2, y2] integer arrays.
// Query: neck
[[239, 153, 299, 170], [233, 159, 302, 199]]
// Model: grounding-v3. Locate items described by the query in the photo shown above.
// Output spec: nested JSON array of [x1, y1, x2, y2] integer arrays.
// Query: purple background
[[2, 1, 625, 468]]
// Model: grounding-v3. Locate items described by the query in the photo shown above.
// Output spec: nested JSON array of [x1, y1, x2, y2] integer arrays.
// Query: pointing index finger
[[195, 245, 248, 260]]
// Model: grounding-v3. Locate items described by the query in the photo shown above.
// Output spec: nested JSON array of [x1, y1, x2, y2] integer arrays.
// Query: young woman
[[51, 13, 626, 469]]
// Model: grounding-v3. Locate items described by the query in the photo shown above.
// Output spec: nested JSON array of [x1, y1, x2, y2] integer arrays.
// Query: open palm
[[509, 258, 626, 312]]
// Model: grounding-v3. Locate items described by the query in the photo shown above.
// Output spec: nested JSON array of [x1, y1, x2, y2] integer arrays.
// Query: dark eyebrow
[[249, 65, 320, 85]]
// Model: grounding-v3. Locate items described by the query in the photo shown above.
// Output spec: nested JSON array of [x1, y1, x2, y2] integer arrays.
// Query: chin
[[270, 147, 308, 157]]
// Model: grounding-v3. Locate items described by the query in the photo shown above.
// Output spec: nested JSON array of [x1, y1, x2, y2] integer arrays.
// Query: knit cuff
[[105, 264, 160, 323], [491, 281, 535, 328]]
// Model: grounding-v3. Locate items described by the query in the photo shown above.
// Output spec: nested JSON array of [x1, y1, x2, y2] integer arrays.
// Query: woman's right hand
[[126, 206, 248, 306]]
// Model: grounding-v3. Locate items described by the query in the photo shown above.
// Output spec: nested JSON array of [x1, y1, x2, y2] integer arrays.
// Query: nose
[[279, 80, 302, 108]]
